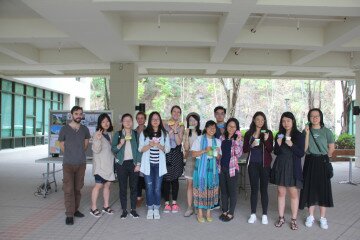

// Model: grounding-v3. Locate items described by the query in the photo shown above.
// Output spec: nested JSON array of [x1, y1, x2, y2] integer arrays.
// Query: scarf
[[198, 135, 217, 192]]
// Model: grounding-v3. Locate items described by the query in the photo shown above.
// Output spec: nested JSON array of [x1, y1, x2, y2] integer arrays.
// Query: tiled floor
[[0, 145, 359, 240]]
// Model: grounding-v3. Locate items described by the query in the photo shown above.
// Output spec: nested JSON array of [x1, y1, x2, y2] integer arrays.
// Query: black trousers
[[116, 160, 139, 210], [163, 179, 179, 202], [219, 167, 238, 215], [248, 162, 270, 215], [137, 175, 146, 198]]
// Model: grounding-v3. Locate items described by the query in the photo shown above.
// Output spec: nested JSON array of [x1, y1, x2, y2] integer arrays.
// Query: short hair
[[71, 106, 83, 114], [214, 106, 226, 114], [136, 111, 147, 120]]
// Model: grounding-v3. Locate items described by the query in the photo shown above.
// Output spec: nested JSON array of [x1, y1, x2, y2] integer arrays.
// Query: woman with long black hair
[[139, 112, 170, 220], [183, 112, 201, 217], [218, 118, 243, 222], [243, 112, 273, 225], [272, 112, 305, 230]]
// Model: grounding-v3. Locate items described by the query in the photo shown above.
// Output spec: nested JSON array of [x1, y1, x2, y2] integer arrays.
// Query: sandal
[[223, 214, 234, 222], [102, 207, 114, 215], [90, 209, 101, 218], [219, 212, 228, 221], [290, 218, 298, 230], [275, 216, 285, 228]]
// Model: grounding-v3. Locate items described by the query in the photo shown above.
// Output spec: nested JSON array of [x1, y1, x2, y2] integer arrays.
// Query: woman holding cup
[[183, 112, 201, 217], [243, 112, 274, 224], [191, 120, 222, 223], [272, 112, 305, 230]]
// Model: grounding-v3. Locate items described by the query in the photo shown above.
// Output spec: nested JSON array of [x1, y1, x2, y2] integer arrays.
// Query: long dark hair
[[202, 120, 216, 135], [224, 118, 240, 140], [186, 113, 201, 137], [144, 111, 167, 139], [278, 111, 300, 140], [307, 108, 324, 128], [245, 111, 268, 141], [121, 113, 133, 129], [96, 113, 113, 132]]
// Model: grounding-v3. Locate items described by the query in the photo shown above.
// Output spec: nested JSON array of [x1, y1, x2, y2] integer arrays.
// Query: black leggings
[[248, 162, 270, 215], [219, 168, 238, 215], [163, 179, 179, 202]]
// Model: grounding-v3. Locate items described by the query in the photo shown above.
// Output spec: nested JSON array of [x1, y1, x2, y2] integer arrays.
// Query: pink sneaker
[[171, 203, 180, 213], [164, 203, 171, 213]]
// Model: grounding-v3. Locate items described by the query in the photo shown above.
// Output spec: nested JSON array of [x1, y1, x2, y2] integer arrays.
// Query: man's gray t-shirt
[[58, 124, 91, 165]]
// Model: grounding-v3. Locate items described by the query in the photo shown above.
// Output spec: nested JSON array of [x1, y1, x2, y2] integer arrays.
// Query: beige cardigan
[[92, 133, 116, 181]]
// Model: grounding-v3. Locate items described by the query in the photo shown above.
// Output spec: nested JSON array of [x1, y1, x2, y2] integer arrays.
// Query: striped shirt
[[149, 147, 160, 164]]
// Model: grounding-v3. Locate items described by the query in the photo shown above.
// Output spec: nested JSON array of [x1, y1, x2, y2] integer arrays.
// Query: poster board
[[49, 110, 113, 157]]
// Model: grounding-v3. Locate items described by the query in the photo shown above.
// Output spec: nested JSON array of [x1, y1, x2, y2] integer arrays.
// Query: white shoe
[[320, 217, 328, 230], [248, 214, 257, 224], [153, 209, 161, 219], [146, 209, 154, 220], [305, 215, 314, 227], [261, 215, 268, 225]]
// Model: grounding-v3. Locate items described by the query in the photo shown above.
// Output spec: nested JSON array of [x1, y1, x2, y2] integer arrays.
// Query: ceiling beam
[[0, 43, 39, 64]]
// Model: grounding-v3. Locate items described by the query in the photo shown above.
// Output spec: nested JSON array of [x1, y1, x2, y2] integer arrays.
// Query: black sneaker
[[120, 210, 128, 219], [74, 211, 85, 218], [65, 217, 74, 225], [130, 210, 140, 218]]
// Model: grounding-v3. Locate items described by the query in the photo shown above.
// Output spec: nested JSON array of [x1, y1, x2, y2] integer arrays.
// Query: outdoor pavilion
[[0, 0, 359, 164], [0, 0, 360, 239]]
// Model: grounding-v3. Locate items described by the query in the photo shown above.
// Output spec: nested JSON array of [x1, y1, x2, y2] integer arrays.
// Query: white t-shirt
[[191, 135, 222, 158]]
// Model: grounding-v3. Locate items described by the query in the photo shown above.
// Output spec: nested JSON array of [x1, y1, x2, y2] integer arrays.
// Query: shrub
[[335, 133, 355, 149]]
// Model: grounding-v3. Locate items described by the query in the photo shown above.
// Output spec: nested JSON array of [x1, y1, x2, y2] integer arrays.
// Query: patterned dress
[[191, 135, 221, 209]]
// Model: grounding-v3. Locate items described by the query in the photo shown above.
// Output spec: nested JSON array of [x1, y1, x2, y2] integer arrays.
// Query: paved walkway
[[0, 146, 359, 240]]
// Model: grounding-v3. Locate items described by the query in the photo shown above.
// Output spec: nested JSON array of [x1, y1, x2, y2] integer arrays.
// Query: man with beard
[[59, 106, 91, 225]]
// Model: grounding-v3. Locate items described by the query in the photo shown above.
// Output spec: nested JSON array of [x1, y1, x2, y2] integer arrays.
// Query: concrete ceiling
[[0, 0, 360, 79]]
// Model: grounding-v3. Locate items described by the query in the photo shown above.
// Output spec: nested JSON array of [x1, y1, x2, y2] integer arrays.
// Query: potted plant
[[333, 133, 355, 161]]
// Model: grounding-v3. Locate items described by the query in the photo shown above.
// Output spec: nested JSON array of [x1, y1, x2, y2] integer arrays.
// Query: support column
[[109, 63, 138, 130], [355, 71, 360, 167]]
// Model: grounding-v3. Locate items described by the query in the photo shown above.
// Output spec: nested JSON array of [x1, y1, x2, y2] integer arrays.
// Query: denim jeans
[[144, 163, 163, 209]]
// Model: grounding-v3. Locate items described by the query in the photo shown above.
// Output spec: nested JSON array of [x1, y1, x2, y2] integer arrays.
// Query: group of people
[[59, 105, 334, 231]]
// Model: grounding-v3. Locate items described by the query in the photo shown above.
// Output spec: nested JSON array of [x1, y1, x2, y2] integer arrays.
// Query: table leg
[[53, 163, 58, 192], [339, 157, 358, 185]]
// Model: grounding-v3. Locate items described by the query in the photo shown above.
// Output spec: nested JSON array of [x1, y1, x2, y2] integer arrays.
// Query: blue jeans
[[144, 163, 163, 209]]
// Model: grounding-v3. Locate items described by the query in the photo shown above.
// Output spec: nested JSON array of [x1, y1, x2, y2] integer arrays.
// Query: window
[[36, 99, 43, 135], [2, 80, 12, 92], [26, 86, 35, 96], [15, 83, 24, 94], [0, 78, 64, 149], [1, 93, 12, 137], [14, 95, 24, 137]]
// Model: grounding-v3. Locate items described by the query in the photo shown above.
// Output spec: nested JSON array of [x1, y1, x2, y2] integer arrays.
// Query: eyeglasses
[[310, 115, 320, 119]]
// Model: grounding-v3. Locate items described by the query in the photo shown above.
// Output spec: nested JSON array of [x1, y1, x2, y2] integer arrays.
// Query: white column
[[355, 71, 360, 167], [109, 63, 138, 130]]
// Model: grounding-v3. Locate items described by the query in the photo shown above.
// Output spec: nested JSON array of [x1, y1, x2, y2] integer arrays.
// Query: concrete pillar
[[109, 63, 138, 130], [355, 71, 360, 167]]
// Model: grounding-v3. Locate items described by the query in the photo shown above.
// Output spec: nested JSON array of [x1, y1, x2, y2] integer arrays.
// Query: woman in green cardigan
[[112, 113, 142, 219]]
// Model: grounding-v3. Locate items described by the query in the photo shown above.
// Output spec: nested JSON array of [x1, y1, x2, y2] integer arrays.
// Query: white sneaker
[[320, 217, 329, 230], [248, 214, 257, 224], [261, 215, 268, 225], [305, 215, 315, 227], [146, 209, 154, 219], [153, 209, 161, 219]]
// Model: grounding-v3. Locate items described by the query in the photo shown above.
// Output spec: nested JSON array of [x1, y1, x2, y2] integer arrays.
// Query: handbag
[[309, 130, 334, 179]]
